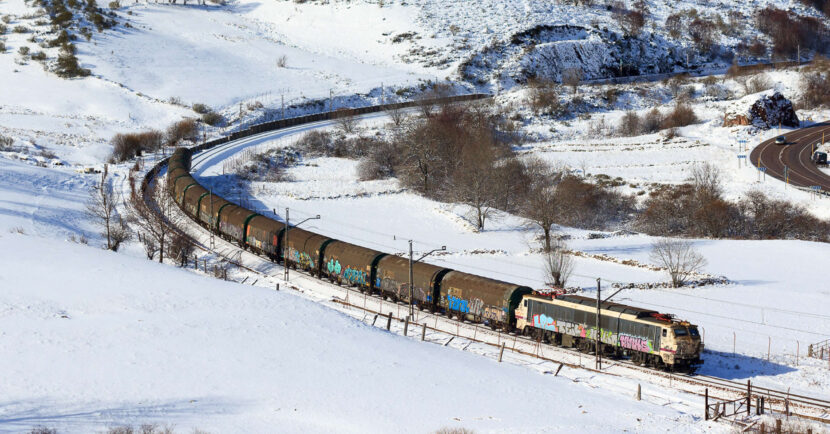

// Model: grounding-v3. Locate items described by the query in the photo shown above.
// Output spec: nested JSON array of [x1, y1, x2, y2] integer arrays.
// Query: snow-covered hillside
[[1, 230, 726, 433]]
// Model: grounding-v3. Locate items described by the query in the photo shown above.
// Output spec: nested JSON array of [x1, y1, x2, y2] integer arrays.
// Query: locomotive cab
[[659, 323, 704, 369]]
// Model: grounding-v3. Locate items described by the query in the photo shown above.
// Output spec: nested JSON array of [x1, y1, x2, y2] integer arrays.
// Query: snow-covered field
[[3, 0, 830, 430]]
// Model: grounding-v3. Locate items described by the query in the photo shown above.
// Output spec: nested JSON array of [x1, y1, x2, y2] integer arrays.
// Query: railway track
[[140, 102, 830, 428]]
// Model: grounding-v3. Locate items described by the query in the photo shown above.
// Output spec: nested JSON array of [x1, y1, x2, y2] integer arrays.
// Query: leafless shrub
[[192, 103, 210, 114], [543, 237, 573, 287], [433, 428, 475, 434], [276, 54, 287, 68], [9, 226, 26, 234], [333, 107, 358, 133], [68, 233, 89, 244], [387, 105, 407, 127], [167, 231, 194, 267], [166, 118, 198, 147], [201, 111, 223, 127], [641, 108, 663, 134], [617, 111, 641, 136], [613, 0, 647, 37], [650, 238, 707, 287], [28, 428, 57, 434], [661, 103, 698, 129], [0, 134, 14, 151], [110, 130, 165, 162], [526, 80, 566, 117], [357, 139, 400, 180], [295, 130, 333, 156]]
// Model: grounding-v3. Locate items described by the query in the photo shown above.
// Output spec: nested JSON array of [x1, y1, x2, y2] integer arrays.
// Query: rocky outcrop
[[723, 114, 750, 127], [748, 92, 799, 129]]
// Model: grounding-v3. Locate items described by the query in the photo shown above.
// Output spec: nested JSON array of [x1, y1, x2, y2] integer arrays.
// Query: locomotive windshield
[[673, 328, 688, 337], [688, 327, 700, 337]]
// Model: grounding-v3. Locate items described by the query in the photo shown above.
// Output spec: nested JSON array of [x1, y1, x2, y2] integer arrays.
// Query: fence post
[[404, 315, 410, 336], [776, 419, 782, 434], [372, 314, 378, 326], [808, 344, 813, 358], [498, 342, 506, 362], [747, 380, 751, 416], [704, 388, 709, 421], [421, 323, 426, 341], [637, 383, 641, 401], [386, 312, 392, 331]]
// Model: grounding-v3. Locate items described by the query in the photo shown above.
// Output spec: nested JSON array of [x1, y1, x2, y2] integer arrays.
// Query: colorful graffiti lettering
[[446, 294, 469, 312], [342, 266, 367, 285], [619, 334, 653, 353], [290, 249, 313, 269], [533, 314, 558, 331], [326, 259, 342, 275]]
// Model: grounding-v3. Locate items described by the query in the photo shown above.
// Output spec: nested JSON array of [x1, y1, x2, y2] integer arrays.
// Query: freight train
[[164, 127, 703, 372]]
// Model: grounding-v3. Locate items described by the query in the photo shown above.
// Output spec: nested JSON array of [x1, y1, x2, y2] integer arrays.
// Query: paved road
[[750, 122, 830, 190]]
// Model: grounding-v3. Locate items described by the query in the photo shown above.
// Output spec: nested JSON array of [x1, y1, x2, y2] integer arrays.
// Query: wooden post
[[747, 380, 751, 416], [554, 363, 564, 376], [760, 423, 765, 434], [498, 342, 506, 362], [371, 314, 378, 326], [276, 283, 279, 291], [637, 383, 641, 401], [404, 315, 410, 336], [421, 323, 426, 341], [775, 419, 782, 434], [705, 388, 709, 420], [386, 312, 392, 331]]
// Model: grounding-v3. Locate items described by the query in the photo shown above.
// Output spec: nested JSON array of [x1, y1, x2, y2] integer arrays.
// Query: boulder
[[748, 92, 799, 129]]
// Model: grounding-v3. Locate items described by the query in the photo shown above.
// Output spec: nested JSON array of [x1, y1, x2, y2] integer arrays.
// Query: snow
[[192, 112, 830, 404], [0, 232, 716, 433], [2, 0, 830, 430]]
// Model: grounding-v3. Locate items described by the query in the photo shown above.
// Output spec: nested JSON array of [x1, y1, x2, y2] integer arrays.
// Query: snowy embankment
[[0, 231, 716, 433]]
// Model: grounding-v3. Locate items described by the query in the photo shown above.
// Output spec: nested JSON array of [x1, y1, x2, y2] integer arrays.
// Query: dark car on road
[[812, 151, 828, 165], [775, 136, 787, 145]]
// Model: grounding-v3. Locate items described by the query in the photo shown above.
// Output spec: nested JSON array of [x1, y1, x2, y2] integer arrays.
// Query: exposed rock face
[[723, 114, 750, 127], [748, 92, 799, 129]]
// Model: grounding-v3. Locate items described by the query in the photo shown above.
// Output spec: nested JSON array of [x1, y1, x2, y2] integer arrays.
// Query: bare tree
[[333, 108, 358, 134], [649, 238, 707, 287], [543, 237, 574, 288], [387, 104, 406, 127], [519, 157, 564, 252], [453, 141, 499, 230], [690, 161, 723, 201], [127, 174, 182, 264], [86, 165, 130, 250]]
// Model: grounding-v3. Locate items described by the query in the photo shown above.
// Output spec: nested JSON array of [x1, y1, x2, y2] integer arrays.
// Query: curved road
[[750, 121, 830, 190]]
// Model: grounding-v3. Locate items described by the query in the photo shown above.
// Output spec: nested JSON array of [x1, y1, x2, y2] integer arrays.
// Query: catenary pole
[[596, 278, 601, 370]]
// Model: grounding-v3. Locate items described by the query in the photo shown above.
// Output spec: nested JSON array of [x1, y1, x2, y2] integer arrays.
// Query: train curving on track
[[155, 95, 704, 372]]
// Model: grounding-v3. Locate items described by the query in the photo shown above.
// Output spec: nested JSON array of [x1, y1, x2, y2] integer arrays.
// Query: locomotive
[[166, 140, 703, 372]]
